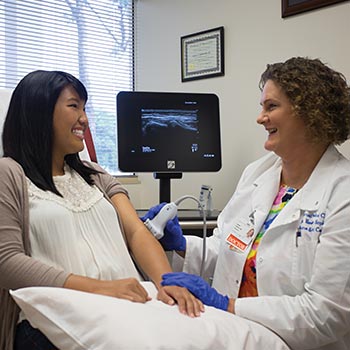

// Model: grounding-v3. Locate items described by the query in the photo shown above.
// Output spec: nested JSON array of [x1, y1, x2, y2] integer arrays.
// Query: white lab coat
[[180, 145, 350, 350]]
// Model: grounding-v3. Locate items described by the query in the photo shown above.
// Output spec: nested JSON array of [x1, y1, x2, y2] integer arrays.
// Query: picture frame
[[181, 26, 224, 82], [282, 0, 348, 18]]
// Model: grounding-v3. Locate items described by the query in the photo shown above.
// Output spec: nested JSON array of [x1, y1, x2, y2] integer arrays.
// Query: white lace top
[[26, 165, 140, 281]]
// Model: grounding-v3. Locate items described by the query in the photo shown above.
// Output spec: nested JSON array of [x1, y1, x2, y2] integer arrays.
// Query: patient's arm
[[110, 193, 204, 317], [111, 193, 172, 287]]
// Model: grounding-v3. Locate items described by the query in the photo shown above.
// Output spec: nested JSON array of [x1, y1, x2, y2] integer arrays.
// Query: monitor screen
[[116, 91, 222, 173]]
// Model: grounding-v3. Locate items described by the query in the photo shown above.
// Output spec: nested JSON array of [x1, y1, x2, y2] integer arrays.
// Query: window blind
[[0, 0, 134, 175]]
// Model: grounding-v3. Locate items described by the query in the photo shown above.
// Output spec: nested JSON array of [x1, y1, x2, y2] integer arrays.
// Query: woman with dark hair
[[145, 57, 350, 350], [0, 70, 203, 350]]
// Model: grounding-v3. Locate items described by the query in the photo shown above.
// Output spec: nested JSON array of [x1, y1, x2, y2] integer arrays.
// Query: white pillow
[[11, 282, 290, 350]]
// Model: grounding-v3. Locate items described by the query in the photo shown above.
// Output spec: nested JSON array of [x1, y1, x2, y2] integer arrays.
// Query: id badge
[[225, 218, 254, 252]]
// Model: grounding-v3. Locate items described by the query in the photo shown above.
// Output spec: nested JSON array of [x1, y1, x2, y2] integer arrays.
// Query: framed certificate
[[282, 0, 348, 17], [181, 26, 224, 82]]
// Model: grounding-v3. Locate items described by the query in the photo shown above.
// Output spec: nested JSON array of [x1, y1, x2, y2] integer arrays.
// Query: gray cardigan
[[0, 157, 128, 350]]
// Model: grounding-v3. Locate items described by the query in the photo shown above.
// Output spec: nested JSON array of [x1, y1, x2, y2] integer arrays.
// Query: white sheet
[[11, 282, 290, 350]]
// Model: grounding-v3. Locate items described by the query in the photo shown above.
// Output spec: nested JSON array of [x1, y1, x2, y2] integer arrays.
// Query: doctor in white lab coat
[[181, 144, 350, 350], [146, 57, 350, 350]]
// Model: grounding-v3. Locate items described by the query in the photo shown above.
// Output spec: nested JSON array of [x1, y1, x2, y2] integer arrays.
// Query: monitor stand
[[153, 172, 183, 203]]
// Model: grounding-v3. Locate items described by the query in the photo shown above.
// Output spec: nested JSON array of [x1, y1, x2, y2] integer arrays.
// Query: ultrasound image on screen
[[117, 91, 221, 172], [141, 108, 199, 154]]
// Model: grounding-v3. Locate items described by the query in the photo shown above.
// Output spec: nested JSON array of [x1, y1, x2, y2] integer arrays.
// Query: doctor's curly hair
[[259, 57, 350, 145]]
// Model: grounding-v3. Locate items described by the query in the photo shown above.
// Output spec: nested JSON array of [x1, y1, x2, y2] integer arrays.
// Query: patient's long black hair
[[2, 70, 100, 196]]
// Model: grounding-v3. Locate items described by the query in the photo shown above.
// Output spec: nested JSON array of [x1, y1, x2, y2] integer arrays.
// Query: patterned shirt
[[238, 184, 297, 297]]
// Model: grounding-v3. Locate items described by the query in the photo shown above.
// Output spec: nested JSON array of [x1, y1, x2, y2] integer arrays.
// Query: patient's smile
[[72, 128, 84, 140]]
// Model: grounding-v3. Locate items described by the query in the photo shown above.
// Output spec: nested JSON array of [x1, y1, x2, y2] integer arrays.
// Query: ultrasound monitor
[[116, 91, 222, 202]]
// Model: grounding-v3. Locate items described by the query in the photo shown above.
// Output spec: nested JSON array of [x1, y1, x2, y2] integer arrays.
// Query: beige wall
[[125, 0, 350, 210]]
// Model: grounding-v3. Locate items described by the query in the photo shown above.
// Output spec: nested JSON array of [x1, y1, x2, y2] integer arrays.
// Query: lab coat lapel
[[298, 145, 339, 211], [264, 145, 339, 231]]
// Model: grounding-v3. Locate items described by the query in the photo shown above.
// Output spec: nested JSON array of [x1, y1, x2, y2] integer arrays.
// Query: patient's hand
[[92, 278, 152, 303], [64, 275, 151, 303], [157, 285, 204, 317]]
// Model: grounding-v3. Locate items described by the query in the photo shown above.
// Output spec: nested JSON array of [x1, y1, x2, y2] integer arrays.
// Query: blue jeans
[[14, 320, 58, 350]]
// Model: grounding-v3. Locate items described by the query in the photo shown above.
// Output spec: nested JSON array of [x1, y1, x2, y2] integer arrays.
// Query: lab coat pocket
[[291, 231, 320, 289]]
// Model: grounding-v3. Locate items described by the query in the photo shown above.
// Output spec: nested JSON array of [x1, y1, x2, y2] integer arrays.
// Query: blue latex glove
[[140, 203, 186, 251], [161, 272, 229, 311]]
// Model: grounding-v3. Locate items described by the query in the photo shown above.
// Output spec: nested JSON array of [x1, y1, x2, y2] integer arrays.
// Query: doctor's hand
[[157, 285, 204, 318], [161, 272, 229, 311], [140, 203, 186, 251]]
